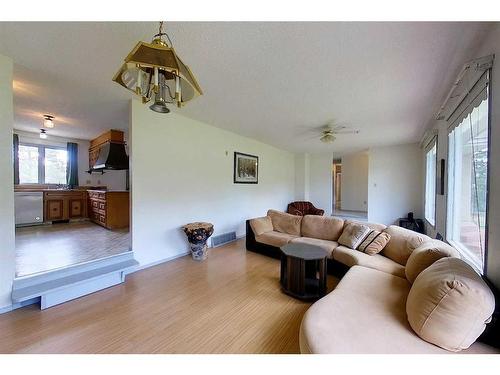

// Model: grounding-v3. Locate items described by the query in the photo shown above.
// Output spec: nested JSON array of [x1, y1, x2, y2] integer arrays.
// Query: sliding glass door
[[446, 90, 489, 272]]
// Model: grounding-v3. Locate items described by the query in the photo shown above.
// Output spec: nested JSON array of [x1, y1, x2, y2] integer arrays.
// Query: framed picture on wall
[[234, 152, 258, 184]]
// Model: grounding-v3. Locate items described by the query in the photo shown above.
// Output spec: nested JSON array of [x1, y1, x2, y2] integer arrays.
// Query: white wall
[[368, 143, 423, 225], [14, 130, 127, 191], [130, 100, 295, 266], [0, 54, 15, 311], [294, 153, 310, 201], [340, 151, 368, 212], [422, 123, 446, 240], [309, 153, 333, 215]]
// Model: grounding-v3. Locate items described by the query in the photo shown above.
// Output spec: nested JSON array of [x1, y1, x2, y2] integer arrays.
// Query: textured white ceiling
[[0, 22, 494, 153]]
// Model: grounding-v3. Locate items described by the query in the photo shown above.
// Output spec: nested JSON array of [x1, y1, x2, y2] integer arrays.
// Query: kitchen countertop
[[14, 186, 107, 193], [15, 189, 89, 193], [87, 190, 129, 193]]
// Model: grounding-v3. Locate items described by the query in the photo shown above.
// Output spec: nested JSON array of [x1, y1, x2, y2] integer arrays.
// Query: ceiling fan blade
[[304, 134, 320, 140], [334, 129, 360, 135]]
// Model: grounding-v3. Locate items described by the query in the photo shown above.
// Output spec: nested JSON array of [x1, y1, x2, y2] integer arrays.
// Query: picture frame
[[233, 152, 258, 184]]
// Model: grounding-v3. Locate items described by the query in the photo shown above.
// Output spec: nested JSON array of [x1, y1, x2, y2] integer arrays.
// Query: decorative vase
[[182, 222, 214, 261]]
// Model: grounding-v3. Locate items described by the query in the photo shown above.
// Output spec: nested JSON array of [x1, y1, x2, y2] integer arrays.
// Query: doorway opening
[[332, 153, 368, 221], [13, 130, 131, 278]]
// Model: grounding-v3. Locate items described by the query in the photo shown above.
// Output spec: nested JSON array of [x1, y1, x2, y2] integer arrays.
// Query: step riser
[[40, 271, 125, 309], [14, 251, 135, 289]]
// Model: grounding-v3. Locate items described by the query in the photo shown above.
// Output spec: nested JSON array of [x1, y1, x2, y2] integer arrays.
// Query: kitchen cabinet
[[88, 190, 129, 230], [44, 191, 88, 222]]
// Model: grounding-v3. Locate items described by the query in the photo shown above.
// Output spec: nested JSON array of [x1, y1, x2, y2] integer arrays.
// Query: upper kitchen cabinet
[[88, 130, 129, 172]]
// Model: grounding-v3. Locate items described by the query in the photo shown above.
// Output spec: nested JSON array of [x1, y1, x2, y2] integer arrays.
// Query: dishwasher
[[14, 192, 44, 226]]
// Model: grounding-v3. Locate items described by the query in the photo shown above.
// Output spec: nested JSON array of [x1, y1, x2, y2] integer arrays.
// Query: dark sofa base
[[245, 220, 349, 278]]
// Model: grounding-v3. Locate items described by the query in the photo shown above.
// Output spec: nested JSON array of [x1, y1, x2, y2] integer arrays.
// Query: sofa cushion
[[267, 209, 302, 236], [338, 222, 370, 249], [333, 245, 406, 278], [299, 265, 498, 354], [357, 230, 391, 255], [290, 237, 338, 258], [405, 240, 461, 283], [345, 219, 386, 232], [407, 258, 495, 352], [301, 215, 344, 241], [255, 231, 298, 248], [382, 226, 430, 266], [249, 216, 273, 236]]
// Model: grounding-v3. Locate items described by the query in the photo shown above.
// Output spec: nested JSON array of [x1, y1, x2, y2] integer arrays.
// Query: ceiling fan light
[[40, 129, 48, 139], [320, 134, 336, 143], [43, 115, 55, 128]]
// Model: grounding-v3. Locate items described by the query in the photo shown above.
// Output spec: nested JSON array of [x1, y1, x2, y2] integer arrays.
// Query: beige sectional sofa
[[248, 209, 426, 277], [246, 209, 499, 354]]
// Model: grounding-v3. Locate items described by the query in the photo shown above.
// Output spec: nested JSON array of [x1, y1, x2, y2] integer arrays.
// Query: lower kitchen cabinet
[[88, 190, 129, 230], [44, 191, 88, 222]]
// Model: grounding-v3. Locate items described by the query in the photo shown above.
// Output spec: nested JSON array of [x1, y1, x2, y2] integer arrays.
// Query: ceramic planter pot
[[182, 222, 214, 261]]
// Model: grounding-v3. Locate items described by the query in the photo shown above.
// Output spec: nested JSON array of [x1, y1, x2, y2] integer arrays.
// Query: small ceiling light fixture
[[43, 114, 55, 128], [113, 21, 202, 114], [40, 129, 48, 139]]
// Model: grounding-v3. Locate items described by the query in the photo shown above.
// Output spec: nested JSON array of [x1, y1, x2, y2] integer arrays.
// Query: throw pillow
[[357, 230, 391, 255], [338, 222, 371, 249]]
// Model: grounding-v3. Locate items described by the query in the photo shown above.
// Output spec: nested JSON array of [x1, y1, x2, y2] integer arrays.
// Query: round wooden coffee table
[[280, 243, 328, 301]]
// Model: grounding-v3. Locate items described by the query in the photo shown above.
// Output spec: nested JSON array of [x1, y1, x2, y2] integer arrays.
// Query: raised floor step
[[12, 251, 138, 309]]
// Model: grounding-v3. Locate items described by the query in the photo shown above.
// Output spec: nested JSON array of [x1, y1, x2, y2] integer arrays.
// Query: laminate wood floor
[[15, 221, 131, 277], [0, 239, 339, 353]]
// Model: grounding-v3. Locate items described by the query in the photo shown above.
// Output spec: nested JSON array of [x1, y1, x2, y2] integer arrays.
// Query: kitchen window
[[446, 72, 489, 272], [424, 140, 437, 227], [18, 144, 68, 185]]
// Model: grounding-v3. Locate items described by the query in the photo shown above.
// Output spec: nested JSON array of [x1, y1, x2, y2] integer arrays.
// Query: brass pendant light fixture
[[113, 21, 203, 113]]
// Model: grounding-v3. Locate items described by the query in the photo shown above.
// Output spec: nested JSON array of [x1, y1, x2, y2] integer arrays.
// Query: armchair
[[287, 201, 325, 216]]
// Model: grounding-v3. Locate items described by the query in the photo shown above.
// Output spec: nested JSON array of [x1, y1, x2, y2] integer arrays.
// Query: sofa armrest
[[249, 216, 273, 236], [246, 220, 257, 250]]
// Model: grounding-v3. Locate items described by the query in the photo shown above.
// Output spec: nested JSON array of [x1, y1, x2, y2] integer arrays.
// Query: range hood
[[89, 142, 129, 172]]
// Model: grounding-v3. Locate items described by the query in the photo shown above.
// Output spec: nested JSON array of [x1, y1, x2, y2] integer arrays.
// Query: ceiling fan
[[318, 123, 360, 144]]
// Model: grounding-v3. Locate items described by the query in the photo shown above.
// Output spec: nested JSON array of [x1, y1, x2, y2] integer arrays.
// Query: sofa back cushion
[[344, 220, 386, 232], [338, 222, 371, 249], [301, 215, 344, 241], [249, 216, 273, 236], [405, 240, 461, 283], [406, 257, 495, 352], [267, 209, 302, 236], [382, 225, 430, 265]]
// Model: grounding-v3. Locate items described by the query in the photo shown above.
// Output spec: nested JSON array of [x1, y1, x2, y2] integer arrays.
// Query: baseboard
[[0, 297, 40, 314], [123, 251, 190, 276]]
